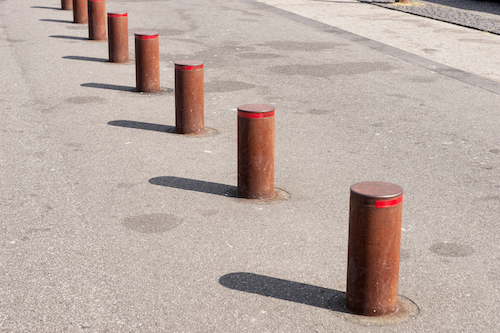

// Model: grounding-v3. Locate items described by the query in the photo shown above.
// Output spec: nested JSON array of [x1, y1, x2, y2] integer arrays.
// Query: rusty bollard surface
[[72, 0, 88, 24], [346, 181, 403, 316], [88, 0, 106, 40], [62, 0, 73, 10], [108, 12, 129, 63], [175, 61, 205, 134], [237, 104, 275, 200], [135, 32, 160, 93]]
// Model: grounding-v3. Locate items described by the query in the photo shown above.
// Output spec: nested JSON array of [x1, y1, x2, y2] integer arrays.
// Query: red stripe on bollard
[[175, 60, 205, 134], [238, 110, 275, 119], [175, 64, 204, 71], [237, 104, 275, 200], [88, 0, 107, 40], [376, 196, 403, 208], [107, 11, 129, 63], [135, 34, 158, 40], [72, 0, 88, 24], [346, 181, 403, 316], [108, 13, 127, 18], [135, 32, 160, 93]]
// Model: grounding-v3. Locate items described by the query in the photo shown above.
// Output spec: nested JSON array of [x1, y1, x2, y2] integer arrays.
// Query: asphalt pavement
[[0, 0, 499, 332]]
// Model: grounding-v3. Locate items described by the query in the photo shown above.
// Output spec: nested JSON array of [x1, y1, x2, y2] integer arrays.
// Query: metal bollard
[[61, 0, 73, 10], [88, 0, 106, 41], [346, 181, 403, 316], [72, 0, 88, 24], [135, 32, 160, 93], [175, 61, 205, 134], [107, 12, 129, 63], [237, 104, 275, 200]]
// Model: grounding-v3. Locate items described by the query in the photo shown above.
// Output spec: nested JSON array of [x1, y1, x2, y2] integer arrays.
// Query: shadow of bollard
[[219, 272, 348, 312], [108, 120, 175, 133], [149, 176, 237, 197]]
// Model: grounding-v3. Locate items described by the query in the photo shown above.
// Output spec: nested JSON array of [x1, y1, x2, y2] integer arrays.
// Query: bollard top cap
[[135, 31, 159, 39], [174, 60, 204, 67], [350, 181, 403, 199], [237, 104, 275, 114], [108, 11, 128, 17]]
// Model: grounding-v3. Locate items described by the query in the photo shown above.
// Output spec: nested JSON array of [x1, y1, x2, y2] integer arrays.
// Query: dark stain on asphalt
[[407, 76, 437, 83], [205, 80, 256, 93], [388, 93, 410, 99], [308, 109, 331, 115], [430, 242, 474, 257], [66, 25, 87, 30], [123, 214, 183, 234], [198, 209, 220, 217], [167, 45, 258, 68], [117, 183, 137, 189], [131, 28, 187, 37], [65, 96, 107, 104], [260, 41, 346, 51], [237, 52, 282, 59], [268, 62, 393, 78], [196, 45, 256, 67]]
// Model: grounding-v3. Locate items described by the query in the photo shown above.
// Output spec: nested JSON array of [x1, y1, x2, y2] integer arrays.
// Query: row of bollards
[[59, 0, 406, 320]]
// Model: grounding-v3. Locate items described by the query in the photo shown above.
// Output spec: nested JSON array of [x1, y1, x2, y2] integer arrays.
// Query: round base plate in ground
[[173, 127, 219, 137], [226, 188, 290, 203], [328, 294, 419, 326], [135, 87, 174, 95]]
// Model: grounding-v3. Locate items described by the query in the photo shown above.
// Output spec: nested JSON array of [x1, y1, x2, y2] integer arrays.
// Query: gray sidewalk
[[363, 0, 500, 34], [1, 0, 499, 332]]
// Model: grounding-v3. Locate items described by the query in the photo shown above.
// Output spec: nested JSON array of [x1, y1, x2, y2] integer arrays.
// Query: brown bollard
[[88, 0, 106, 40], [72, 0, 88, 24], [346, 181, 404, 316], [135, 32, 160, 93], [175, 61, 205, 134], [108, 12, 129, 63], [61, 0, 73, 10], [237, 104, 275, 200]]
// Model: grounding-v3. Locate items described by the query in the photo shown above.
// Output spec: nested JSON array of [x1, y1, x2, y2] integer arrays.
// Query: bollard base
[[175, 127, 218, 137], [108, 60, 132, 65], [328, 294, 419, 326], [135, 88, 174, 95], [228, 188, 290, 203]]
